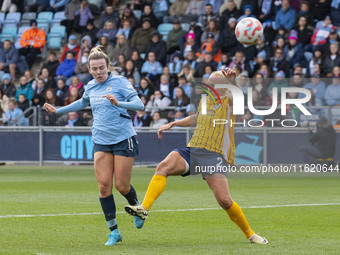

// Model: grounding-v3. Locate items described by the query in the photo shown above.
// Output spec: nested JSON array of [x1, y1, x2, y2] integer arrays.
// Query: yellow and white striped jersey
[[187, 96, 236, 164]]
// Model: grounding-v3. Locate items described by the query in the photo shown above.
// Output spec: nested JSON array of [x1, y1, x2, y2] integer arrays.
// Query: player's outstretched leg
[[205, 174, 268, 244], [125, 151, 186, 221]]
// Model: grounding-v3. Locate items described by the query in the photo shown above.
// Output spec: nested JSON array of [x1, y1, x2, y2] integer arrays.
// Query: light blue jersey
[[56, 73, 143, 145]]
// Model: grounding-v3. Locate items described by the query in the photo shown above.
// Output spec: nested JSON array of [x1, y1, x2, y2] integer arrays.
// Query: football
[[235, 17, 263, 45]]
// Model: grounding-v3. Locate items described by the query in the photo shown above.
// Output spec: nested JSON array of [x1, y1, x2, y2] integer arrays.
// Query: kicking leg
[[205, 174, 268, 244]]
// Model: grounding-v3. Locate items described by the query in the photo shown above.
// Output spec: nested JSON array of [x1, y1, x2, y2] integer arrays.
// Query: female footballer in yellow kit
[[125, 68, 268, 244]]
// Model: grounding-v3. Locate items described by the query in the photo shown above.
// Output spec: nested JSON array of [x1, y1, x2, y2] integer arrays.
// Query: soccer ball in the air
[[235, 17, 263, 45]]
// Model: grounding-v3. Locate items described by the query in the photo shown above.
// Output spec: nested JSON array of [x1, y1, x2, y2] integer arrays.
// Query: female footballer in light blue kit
[[44, 46, 145, 246]]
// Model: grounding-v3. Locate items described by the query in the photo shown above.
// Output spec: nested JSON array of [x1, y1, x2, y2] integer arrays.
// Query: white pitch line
[[1, 203, 340, 219]]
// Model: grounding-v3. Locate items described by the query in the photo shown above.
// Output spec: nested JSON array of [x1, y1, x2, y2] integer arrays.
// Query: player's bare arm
[[157, 114, 198, 139], [44, 103, 56, 114]]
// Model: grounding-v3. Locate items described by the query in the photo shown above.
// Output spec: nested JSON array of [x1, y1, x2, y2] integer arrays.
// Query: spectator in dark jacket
[[131, 18, 156, 53], [0, 73, 16, 98], [295, 16, 313, 47], [0, 40, 18, 82], [139, 4, 159, 28], [218, 17, 239, 56], [240, 0, 260, 16], [198, 3, 220, 29], [219, 0, 241, 29], [269, 48, 291, 77], [145, 31, 168, 66], [25, 0, 49, 13], [311, 0, 332, 21], [99, 5, 120, 29], [300, 117, 336, 163], [55, 79, 69, 105], [40, 52, 60, 78], [283, 30, 307, 68], [323, 42, 340, 77], [82, 20, 99, 45]]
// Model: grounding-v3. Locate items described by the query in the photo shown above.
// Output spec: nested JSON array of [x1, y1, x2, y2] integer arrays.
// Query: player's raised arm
[[157, 113, 198, 139]]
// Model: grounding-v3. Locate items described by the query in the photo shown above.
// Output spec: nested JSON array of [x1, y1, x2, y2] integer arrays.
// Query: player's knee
[[155, 161, 171, 176], [98, 182, 112, 197], [115, 182, 130, 195], [219, 197, 233, 210]]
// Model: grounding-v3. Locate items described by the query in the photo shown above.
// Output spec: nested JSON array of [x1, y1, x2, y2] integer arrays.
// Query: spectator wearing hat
[[63, 0, 81, 36], [0, 73, 16, 98], [56, 51, 77, 82], [74, 0, 94, 34], [48, 0, 69, 12], [324, 42, 340, 77], [302, 72, 326, 105], [131, 18, 156, 53], [311, 0, 332, 21], [78, 35, 92, 62], [121, 4, 137, 29], [283, 30, 306, 68], [263, 20, 276, 46], [300, 117, 336, 164], [311, 16, 335, 47], [145, 31, 168, 66], [96, 20, 118, 46], [185, 0, 205, 20], [324, 73, 340, 105], [99, 5, 120, 30], [198, 3, 220, 29], [116, 20, 133, 40], [165, 0, 191, 23], [183, 31, 200, 57], [240, 0, 260, 16], [267, 70, 289, 96], [152, 0, 169, 23], [139, 4, 159, 28], [237, 4, 256, 22], [269, 48, 291, 78], [0, 40, 18, 82], [201, 0, 223, 14], [219, 0, 241, 28], [197, 32, 222, 63], [187, 21, 203, 45], [166, 19, 187, 55], [60, 35, 81, 63], [331, 0, 340, 26], [19, 20, 46, 69], [82, 20, 99, 45], [324, 28, 340, 55], [275, 0, 296, 30]]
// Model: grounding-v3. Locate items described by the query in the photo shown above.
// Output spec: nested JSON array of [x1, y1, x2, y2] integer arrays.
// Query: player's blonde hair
[[88, 45, 116, 72]]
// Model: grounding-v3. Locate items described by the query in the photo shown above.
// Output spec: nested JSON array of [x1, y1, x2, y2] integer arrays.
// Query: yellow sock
[[142, 175, 167, 211], [225, 201, 255, 238]]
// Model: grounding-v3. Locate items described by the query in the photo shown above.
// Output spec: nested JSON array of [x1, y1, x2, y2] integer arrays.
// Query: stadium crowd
[[0, 0, 340, 127]]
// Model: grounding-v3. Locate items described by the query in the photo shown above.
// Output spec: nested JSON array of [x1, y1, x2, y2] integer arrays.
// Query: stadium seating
[[0, 26, 17, 42], [49, 25, 66, 39], [47, 35, 62, 50], [51, 11, 66, 26], [20, 12, 37, 27], [37, 12, 53, 30], [14, 26, 30, 49], [3, 12, 21, 27], [133, 10, 142, 21], [158, 23, 173, 41]]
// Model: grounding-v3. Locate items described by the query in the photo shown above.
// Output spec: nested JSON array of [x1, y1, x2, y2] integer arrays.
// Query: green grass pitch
[[0, 166, 339, 255]]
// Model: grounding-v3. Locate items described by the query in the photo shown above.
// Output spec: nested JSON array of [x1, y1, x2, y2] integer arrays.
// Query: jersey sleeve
[[118, 76, 138, 100]]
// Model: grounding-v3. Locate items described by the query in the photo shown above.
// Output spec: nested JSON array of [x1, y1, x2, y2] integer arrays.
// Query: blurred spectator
[[217, 53, 231, 71], [131, 50, 144, 73], [74, 0, 94, 33], [300, 117, 336, 163], [45, 88, 63, 106], [197, 32, 222, 63], [201, 64, 214, 78], [237, 4, 256, 22], [32, 94, 45, 107], [3, 100, 28, 126], [0, 88, 9, 113], [307, 47, 324, 77], [96, 20, 118, 46], [39, 68, 56, 89], [269, 48, 290, 77], [169, 51, 183, 75], [17, 94, 30, 113], [331, 0, 340, 26], [146, 91, 171, 115], [68, 76, 84, 95], [121, 60, 141, 85], [138, 77, 154, 98], [267, 70, 289, 96], [75, 50, 91, 84], [198, 4, 220, 29], [156, 74, 175, 98], [0, 74, 16, 98], [201, 20, 219, 42], [253, 72, 268, 100], [64, 0, 81, 36], [133, 110, 152, 127], [131, 18, 156, 53], [78, 35, 92, 62], [145, 31, 167, 66], [302, 72, 326, 105], [41, 52, 60, 79], [183, 50, 197, 70], [183, 32, 200, 58], [195, 53, 217, 77], [219, 0, 241, 28], [152, 0, 168, 23], [311, 0, 332, 21], [263, 20, 276, 46], [60, 35, 81, 63], [19, 20, 46, 69], [48, 0, 70, 12], [141, 51, 163, 80], [275, 0, 296, 30], [283, 30, 306, 68], [228, 51, 251, 75], [166, 19, 186, 55], [172, 87, 190, 108], [201, 0, 223, 14], [149, 111, 168, 128], [25, 70, 37, 91], [295, 1, 314, 27], [324, 75, 340, 105], [166, 0, 191, 23], [173, 75, 192, 98], [112, 54, 126, 75], [295, 16, 313, 47], [98, 36, 115, 60], [188, 21, 204, 45], [236, 70, 250, 94], [324, 42, 340, 77], [1, 0, 21, 12], [99, 5, 120, 29], [185, 0, 205, 20], [240, 0, 260, 16], [173, 110, 184, 121], [139, 4, 158, 28], [0, 40, 18, 82], [324, 28, 340, 55], [218, 17, 238, 56], [82, 20, 99, 45], [55, 79, 69, 105], [178, 63, 196, 83], [120, 4, 137, 29], [56, 52, 77, 82], [15, 76, 33, 102], [311, 16, 334, 46], [34, 79, 47, 99], [116, 20, 133, 40], [65, 86, 81, 105], [65, 112, 83, 127]]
